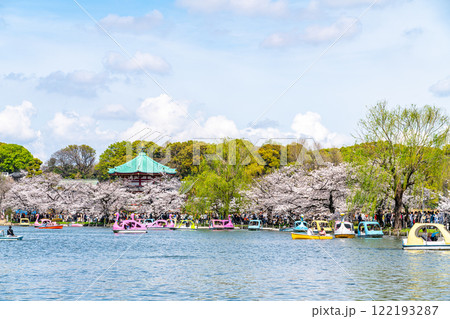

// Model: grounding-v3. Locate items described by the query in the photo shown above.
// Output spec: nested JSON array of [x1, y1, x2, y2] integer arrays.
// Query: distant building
[[108, 152, 176, 189]]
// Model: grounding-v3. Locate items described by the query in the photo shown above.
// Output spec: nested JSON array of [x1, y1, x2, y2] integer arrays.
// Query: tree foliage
[[349, 102, 449, 229], [0, 143, 42, 176], [45, 144, 96, 178]]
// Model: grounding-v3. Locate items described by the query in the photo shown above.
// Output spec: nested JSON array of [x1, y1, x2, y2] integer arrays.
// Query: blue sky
[[0, 0, 449, 160]]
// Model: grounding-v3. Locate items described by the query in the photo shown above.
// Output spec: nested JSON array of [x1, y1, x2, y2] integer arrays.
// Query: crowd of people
[[2, 209, 450, 230]]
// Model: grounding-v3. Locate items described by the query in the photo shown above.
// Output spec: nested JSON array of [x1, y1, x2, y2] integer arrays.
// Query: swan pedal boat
[[334, 220, 355, 238], [292, 232, 333, 240], [113, 213, 147, 233], [34, 214, 63, 229], [293, 219, 308, 233], [38, 224, 63, 229], [357, 221, 383, 238], [248, 220, 262, 231], [69, 223, 83, 227], [18, 218, 31, 226], [402, 223, 450, 250], [175, 220, 197, 230], [311, 220, 333, 234], [209, 215, 234, 230]]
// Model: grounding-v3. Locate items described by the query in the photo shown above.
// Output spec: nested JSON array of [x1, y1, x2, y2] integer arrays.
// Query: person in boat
[[7, 226, 15, 236], [420, 228, 428, 241], [318, 227, 327, 236]]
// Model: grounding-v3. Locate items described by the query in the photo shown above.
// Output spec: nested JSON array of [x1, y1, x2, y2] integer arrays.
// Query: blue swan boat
[[248, 220, 262, 231], [357, 221, 383, 238], [293, 216, 308, 233]]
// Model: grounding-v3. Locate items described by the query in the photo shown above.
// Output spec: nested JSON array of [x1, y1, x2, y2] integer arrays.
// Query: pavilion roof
[[108, 152, 176, 175]]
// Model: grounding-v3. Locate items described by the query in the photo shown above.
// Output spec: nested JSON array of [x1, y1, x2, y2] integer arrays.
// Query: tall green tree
[[0, 143, 42, 176], [350, 102, 449, 229], [184, 140, 251, 218], [45, 144, 96, 178]]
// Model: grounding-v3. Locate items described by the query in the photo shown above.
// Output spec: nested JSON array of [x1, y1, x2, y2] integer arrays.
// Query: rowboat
[[334, 213, 355, 238], [0, 230, 23, 241], [402, 223, 450, 250]]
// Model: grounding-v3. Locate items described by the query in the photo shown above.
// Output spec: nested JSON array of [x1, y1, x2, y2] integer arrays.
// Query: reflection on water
[[0, 227, 449, 301]]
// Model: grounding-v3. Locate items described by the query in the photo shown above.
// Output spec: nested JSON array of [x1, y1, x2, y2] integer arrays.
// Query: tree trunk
[[393, 187, 404, 231], [328, 192, 335, 216]]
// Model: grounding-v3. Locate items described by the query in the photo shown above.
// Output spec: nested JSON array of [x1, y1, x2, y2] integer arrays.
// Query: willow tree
[[350, 102, 449, 229]]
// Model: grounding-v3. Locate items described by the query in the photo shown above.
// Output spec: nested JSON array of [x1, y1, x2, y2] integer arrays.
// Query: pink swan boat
[[209, 215, 234, 230], [147, 214, 176, 230], [34, 214, 63, 229], [113, 213, 147, 233], [69, 223, 83, 227]]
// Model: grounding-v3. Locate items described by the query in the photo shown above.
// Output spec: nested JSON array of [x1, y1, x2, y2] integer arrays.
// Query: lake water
[[1, 226, 449, 301]]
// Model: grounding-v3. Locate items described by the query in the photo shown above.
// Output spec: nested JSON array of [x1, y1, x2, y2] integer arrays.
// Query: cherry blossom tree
[[438, 195, 450, 213], [89, 180, 130, 218], [0, 175, 13, 210], [3, 173, 63, 213], [246, 163, 349, 220], [132, 176, 184, 217]]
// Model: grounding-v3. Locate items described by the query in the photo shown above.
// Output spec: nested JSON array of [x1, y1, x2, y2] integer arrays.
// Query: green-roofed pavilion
[[109, 152, 176, 187]]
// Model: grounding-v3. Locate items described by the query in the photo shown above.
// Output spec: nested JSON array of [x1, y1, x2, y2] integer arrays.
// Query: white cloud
[[121, 94, 350, 147], [99, 10, 163, 33], [103, 51, 171, 75], [302, 16, 360, 44], [3, 72, 29, 81], [262, 16, 360, 48], [0, 101, 41, 142], [48, 112, 114, 142], [94, 104, 133, 120], [37, 70, 109, 98], [194, 115, 240, 138], [291, 111, 350, 147], [321, 0, 388, 7], [429, 77, 450, 97], [261, 32, 295, 48], [135, 94, 190, 136], [177, 0, 287, 16], [122, 94, 241, 142]]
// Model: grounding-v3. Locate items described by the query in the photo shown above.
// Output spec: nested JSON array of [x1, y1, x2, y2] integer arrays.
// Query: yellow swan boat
[[402, 223, 450, 250]]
